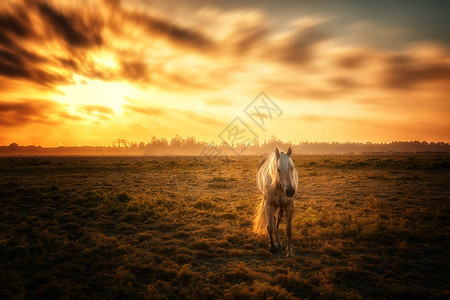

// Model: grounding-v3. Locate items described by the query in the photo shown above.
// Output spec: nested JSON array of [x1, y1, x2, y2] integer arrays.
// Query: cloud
[[260, 77, 348, 102], [0, 1, 103, 87], [0, 0, 221, 91], [136, 14, 213, 50], [329, 76, 359, 89], [0, 99, 60, 127], [79, 105, 115, 121], [0, 47, 70, 87], [0, 10, 31, 45], [0, 3, 72, 87], [334, 50, 371, 69], [261, 19, 329, 65], [59, 111, 83, 121], [1, 0, 449, 144], [231, 22, 268, 55], [120, 60, 150, 82], [107, 0, 214, 51], [36, 2, 103, 48], [209, 9, 270, 55], [123, 104, 163, 116], [382, 52, 450, 89], [0, 2, 75, 88], [1, 0, 449, 96], [0, 1, 328, 94]]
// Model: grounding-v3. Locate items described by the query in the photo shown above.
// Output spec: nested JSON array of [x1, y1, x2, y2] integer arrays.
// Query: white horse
[[253, 147, 298, 257]]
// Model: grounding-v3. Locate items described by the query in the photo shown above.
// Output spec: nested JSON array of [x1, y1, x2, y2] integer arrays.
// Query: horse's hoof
[[286, 252, 294, 258]]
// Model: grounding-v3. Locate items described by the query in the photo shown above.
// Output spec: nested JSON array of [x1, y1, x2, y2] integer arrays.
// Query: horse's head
[[275, 147, 297, 198]]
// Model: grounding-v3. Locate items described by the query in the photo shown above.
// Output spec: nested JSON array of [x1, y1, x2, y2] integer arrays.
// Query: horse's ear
[[275, 147, 280, 159], [287, 147, 292, 157]]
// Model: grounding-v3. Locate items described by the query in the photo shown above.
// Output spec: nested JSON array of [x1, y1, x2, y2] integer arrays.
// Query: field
[[0, 154, 449, 299]]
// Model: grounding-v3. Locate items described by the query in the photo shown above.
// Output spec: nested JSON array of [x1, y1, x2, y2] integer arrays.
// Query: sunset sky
[[1, 0, 449, 146]]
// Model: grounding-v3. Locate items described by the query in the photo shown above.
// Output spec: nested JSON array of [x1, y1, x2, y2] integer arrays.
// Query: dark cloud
[[0, 0, 216, 91], [0, 2, 74, 87], [266, 22, 328, 65], [0, 8, 31, 38], [383, 54, 450, 89], [120, 60, 149, 82], [0, 4, 33, 53], [0, 47, 69, 86], [335, 51, 370, 69], [261, 77, 346, 101], [0, 0, 113, 89], [58, 57, 80, 71], [36, 2, 103, 48], [0, 49, 29, 78], [132, 13, 214, 50], [0, 99, 59, 127], [103, 0, 215, 51], [1, 0, 449, 101], [0, 46, 47, 69]]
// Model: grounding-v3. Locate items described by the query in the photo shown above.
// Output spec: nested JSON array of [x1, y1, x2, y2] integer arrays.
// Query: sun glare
[[92, 52, 119, 70], [54, 75, 137, 117]]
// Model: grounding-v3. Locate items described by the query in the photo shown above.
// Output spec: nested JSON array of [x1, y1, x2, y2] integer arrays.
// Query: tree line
[[1, 136, 449, 156]]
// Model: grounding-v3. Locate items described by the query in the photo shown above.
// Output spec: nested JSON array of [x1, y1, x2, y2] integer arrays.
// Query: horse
[[253, 147, 298, 257]]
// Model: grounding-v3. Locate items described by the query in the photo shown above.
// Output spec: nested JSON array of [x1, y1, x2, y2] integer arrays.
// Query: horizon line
[[3, 139, 450, 148]]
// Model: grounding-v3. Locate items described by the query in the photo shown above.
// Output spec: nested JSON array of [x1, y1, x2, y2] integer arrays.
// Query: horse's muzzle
[[286, 186, 295, 197]]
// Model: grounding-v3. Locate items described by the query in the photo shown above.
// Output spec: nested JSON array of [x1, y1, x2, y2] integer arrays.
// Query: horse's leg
[[276, 208, 284, 231], [285, 201, 295, 257], [273, 209, 284, 252], [265, 203, 277, 254]]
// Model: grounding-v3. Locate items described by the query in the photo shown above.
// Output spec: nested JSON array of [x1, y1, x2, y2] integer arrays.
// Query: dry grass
[[0, 154, 449, 299]]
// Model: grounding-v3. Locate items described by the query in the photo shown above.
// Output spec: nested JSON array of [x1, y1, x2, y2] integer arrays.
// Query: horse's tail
[[252, 196, 268, 235]]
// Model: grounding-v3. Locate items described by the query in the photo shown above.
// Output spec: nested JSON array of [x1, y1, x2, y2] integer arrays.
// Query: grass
[[0, 154, 449, 299]]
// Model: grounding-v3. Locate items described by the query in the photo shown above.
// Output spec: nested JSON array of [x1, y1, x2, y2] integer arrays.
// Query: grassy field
[[0, 154, 449, 299]]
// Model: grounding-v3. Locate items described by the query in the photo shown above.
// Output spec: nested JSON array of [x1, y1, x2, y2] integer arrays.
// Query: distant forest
[[1, 136, 450, 156]]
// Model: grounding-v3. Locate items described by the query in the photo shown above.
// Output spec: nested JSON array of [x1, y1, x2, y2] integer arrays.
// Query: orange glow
[[54, 75, 137, 116], [0, 0, 449, 146]]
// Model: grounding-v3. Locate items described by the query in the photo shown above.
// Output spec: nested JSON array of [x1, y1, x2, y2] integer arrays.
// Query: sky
[[0, 0, 449, 146]]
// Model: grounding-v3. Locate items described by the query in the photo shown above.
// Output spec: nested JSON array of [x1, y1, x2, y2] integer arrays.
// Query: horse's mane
[[257, 151, 298, 194], [257, 153, 278, 192]]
